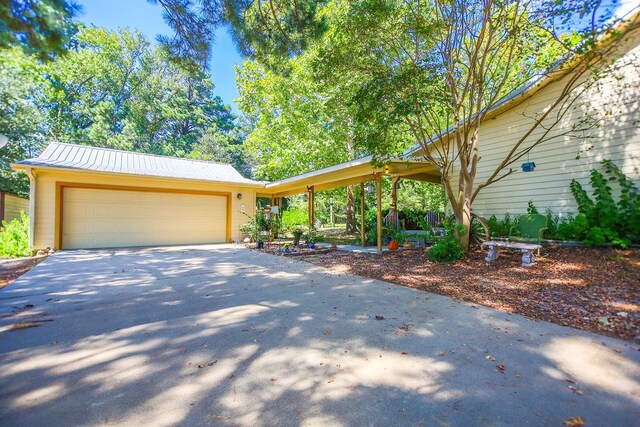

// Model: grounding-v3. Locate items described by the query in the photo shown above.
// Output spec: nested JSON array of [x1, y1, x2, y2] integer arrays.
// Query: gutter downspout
[[25, 167, 36, 250]]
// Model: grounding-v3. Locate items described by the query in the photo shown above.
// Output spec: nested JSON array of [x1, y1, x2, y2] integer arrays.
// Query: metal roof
[[13, 142, 262, 186]]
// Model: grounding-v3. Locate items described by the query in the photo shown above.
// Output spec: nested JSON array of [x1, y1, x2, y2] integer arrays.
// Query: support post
[[390, 176, 400, 229], [376, 173, 382, 254], [307, 186, 315, 232], [360, 182, 366, 247]]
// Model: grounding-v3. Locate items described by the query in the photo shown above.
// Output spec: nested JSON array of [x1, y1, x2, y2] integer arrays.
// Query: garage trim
[[54, 182, 232, 250]]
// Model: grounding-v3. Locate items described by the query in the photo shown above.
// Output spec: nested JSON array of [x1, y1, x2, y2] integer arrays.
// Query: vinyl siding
[[449, 29, 640, 218], [32, 169, 256, 250]]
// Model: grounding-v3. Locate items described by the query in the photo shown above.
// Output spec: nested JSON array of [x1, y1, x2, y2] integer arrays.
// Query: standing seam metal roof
[[14, 142, 263, 186]]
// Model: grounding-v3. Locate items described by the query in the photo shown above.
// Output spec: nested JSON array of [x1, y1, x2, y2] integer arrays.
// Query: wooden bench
[[481, 241, 542, 267]]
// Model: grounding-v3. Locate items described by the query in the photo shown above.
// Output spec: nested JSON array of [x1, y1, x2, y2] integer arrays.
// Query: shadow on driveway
[[0, 244, 638, 426]]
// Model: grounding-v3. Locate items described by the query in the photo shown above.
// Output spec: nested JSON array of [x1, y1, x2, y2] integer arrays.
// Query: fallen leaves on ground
[[0, 257, 47, 290], [564, 416, 585, 426], [299, 247, 640, 342]]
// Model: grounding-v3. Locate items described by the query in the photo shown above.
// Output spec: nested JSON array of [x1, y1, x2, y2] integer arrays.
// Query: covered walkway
[[258, 156, 440, 253]]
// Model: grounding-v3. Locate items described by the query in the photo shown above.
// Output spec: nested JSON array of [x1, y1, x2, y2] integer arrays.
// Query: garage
[[11, 142, 263, 250], [61, 186, 228, 249]]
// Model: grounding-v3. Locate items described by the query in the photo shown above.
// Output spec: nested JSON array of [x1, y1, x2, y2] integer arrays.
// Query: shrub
[[429, 223, 465, 262], [281, 207, 308, 231], [0, 212, 31, 258], [569, 160, 638, 246]]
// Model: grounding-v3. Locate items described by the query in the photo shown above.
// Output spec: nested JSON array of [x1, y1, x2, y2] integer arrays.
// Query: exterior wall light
[[237, 192, 243, 199], [302, 193, 308, 202]]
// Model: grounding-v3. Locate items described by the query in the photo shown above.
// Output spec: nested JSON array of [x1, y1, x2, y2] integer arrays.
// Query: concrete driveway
[[0, 245, 638, 426]]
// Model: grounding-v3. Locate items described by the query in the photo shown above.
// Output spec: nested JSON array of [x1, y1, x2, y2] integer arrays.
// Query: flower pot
[[257, 241, 264, 249], [388, 240, 399, 251], [308, 242, 315, 249]]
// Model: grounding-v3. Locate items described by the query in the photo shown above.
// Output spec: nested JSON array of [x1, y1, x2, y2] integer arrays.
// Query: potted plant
[[387, 225, 405, 250], [283, 243, 291, 253], [292, 228, 304, 246], [305, 232, 316, 249]]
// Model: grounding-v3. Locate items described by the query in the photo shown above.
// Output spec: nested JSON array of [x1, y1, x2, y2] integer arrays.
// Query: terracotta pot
[[388, 240, 399, 250]]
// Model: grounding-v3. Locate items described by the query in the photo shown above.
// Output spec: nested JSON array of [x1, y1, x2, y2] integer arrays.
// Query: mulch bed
[[297, 247, 640, 343], [0, 257, 47, 290]]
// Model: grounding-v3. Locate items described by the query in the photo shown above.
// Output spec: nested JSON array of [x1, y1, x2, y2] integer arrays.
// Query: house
[[11, 143, 263, 250], [408, 14, 640, 219]]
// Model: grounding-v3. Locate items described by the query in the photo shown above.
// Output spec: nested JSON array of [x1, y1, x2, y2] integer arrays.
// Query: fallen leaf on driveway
[[375, 315, 385, 320], [568, 386, 584, 395], [563, 416, 584, 426], [9, 322, 40, 330], [613, 348, 622, 353], [484, 355, 496, 361], [496, 364, 506, 374], [327, 378, 334, 383], [438, 352, 445, 357], [565, 378, 576, 384], [400, 351, 409, 355]]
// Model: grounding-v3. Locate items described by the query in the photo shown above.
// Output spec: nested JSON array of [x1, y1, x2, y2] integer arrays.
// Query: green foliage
[[487, 213, 516, 238], [527, 200, 539, 215], [0, 0, 77, 59], [281, 207, 308, 231], [0, 212, 30, 258], [428, 224, 465, 263], [569, 160, 638, 246]]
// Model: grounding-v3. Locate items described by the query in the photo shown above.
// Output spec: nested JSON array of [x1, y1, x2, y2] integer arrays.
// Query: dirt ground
[[0, 257, 47, 290], [298, 247, 640, 343]]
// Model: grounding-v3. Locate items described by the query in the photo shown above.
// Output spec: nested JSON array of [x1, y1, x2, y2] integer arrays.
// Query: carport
[[260, 156, 441, 253]]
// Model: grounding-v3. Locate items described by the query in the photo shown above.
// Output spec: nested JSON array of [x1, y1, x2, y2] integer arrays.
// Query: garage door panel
[[62, 187, 227, 249]]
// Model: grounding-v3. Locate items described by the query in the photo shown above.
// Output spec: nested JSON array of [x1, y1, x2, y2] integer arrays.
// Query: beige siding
[[449, 30, 640, 218], [32, 169, 257, 249], [2, 194, 29, 223]]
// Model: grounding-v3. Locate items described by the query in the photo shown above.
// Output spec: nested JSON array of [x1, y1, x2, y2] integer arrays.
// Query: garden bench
[[481, 240, 542, 267]]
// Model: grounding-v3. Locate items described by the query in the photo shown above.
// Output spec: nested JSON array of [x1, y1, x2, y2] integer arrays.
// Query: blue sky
[[76, 0, 245, 114]]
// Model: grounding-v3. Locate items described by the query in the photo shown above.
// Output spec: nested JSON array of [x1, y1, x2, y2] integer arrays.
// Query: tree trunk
[[345, 185, 356, 233], [442, 168, 472, 251]]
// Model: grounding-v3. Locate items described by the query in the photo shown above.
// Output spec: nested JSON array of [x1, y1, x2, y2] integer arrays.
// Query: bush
[[0, 212, 30, 258], [569, 160, 638, 246], [486, 212, 518, 238], [429, 223, 465, 262]]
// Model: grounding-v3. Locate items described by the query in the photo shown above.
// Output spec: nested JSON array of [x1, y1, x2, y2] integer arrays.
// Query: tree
[[236, 50, 363, 230], [0, 48, 48, 196], [0, 0, 77, 59]]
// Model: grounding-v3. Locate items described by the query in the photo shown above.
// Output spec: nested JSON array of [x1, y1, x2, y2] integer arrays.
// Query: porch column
[[376, 173, 382, 254], [307, 186, 315, 231], [390, 176, 400, 229], [360, 182, 366, 247]]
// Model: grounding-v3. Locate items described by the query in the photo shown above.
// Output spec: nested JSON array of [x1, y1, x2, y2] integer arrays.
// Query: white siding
[[449, 30, 640, 218]]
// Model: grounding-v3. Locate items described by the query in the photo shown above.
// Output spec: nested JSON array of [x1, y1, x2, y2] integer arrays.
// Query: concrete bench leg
[[521, 249, 535, 267], [485, 246, 499, 262]]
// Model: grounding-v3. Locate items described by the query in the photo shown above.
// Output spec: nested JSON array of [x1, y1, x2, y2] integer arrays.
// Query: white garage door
[[62, 187, 227, 249]]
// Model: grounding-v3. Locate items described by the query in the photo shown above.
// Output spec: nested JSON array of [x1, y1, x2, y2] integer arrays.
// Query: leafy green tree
[[0, 48, 48, 196], [0, 0, 77, 59], [237, 50, 365, 229]]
